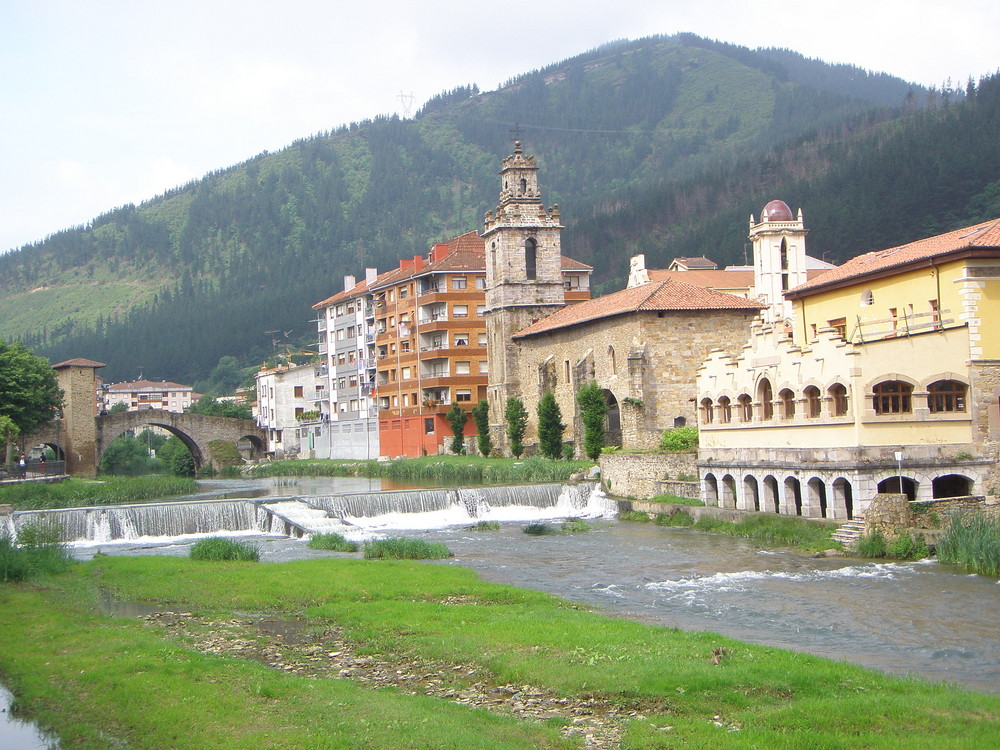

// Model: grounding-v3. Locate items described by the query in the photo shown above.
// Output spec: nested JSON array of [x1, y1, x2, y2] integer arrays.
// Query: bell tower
[[750, 199, 809, 324], [483, 142, 566, 450]]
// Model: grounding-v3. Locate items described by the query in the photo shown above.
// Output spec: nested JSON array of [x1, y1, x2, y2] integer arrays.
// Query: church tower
[[750, 199, 809, 324], [483, 142, 566, 450]]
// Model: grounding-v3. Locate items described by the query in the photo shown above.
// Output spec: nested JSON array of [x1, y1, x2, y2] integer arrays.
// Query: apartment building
[[100, 379, 197, 414]]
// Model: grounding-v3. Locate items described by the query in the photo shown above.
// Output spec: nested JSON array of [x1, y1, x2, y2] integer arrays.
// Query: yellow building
[[696, 209, 1000, 518]]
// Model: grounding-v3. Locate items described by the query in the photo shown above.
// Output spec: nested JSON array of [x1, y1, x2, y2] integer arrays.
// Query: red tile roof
[[106, 379, 191, 391], [312, 278, 373, 309], [52, 357, 105, 369], [648, 268, 755, 290], [787, 218, 1000, 297], [513, 277, 764, 339]]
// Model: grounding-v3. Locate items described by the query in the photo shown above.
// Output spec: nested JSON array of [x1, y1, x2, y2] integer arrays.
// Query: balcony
[[312, 389, 329, 402]]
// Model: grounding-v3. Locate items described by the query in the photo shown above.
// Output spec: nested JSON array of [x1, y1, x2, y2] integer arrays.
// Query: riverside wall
[[599, 452, 699, 500]]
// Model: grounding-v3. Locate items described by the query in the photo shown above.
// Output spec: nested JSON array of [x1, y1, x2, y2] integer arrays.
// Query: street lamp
[[893, 450, 903, 496]]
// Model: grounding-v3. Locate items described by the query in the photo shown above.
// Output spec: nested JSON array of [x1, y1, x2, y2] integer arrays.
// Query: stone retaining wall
[[654, 480, 700, 500], [599, 452, 698, 499]]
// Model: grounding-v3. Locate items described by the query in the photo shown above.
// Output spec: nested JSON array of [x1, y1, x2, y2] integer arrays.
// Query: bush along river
[[10, 475, 1000, 695]]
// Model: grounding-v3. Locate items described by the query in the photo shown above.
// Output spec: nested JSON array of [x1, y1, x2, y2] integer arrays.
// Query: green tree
[[157, 436, 195, 476], [0, 415, 19, 467], [504, 397, 528, 458], [537, 391, 565, 459], [0, 340, 62, 466], [99, 433, 157, 475], [187, 394, 252, 420], [576, 381, 608, 461], [470, 399, 492, 457], [445, 403, 467, 454]]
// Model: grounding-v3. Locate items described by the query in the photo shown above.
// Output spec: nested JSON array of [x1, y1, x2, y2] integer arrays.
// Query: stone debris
[[140, 610, 675, 749]]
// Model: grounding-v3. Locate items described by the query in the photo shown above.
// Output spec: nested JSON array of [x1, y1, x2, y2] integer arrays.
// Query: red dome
[[762, 200, 793, 221]]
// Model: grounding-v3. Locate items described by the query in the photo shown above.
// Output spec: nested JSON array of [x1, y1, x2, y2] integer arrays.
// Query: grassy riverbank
[[1, 556, 997, 749], [248, 455, 593, 484], [0, 476, 198, 510]]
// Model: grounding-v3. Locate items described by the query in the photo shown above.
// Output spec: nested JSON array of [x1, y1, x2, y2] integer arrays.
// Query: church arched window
[[525, 238, 537, 280]]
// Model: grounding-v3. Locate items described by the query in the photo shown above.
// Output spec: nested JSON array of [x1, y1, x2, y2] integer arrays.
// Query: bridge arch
[[96, 410, 266, 474]]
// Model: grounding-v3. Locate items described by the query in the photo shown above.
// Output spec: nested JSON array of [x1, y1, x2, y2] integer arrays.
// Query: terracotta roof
[[787, 217, 1000, 297], [312, 278, 373, 309], [648, 268, 754, 290], [513, 278, 764, 339], [52, 357, 105, 369], [106, 379, 191, 391], [670, 256, 718, 270]]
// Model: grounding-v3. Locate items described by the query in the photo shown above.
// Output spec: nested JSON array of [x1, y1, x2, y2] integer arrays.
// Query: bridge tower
[[52, 358, 105, 477]]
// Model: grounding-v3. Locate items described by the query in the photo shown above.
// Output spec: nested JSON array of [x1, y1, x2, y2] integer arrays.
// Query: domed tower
[[750, 199, 808, 324], [483, 142, 566, 448]]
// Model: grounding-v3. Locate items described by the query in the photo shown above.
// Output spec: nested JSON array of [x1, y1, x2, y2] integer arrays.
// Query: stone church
[[483, 143, 765, 455]]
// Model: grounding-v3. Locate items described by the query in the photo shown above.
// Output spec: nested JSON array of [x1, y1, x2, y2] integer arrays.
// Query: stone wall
[[863, 493, 912, 539], [970, 360, 1000, 496], [515, 308, 758, 455], [599, 451, 698, 499]]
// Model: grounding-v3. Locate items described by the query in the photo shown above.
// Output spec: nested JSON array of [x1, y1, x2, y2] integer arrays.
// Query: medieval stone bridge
[[24, 358, 268, 477]]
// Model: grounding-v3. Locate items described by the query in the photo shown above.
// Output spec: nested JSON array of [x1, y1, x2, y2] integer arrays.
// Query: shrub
[[537, 391, 566, 460], [562, 444, 575, 461], [937, 513, 1000, 576], [659, 425, 699, 451], [523, 522, 557, 535], [655, 511, 694, 527], [470, 521, 500, 531], [855, 529, 887, 558], [363, 538, 453, 560], [307, 532, 359, 552], [504, 398, 528, 458], [470, 400, 492, 457], [189, 537, 260, 562], [576, 381, 607, 461], [618, 510, 652, 523], [886, 531, 930, 560], [561, 518, 591, 533]]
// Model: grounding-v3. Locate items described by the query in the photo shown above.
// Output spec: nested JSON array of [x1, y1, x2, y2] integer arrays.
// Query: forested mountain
[[2, 33, 998, 384]]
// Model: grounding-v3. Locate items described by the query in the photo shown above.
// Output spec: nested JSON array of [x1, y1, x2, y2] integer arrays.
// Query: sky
[[2, 0, 998, 255]]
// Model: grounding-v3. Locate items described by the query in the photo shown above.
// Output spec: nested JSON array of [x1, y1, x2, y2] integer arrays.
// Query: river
[[54, 475, 1000, 695]]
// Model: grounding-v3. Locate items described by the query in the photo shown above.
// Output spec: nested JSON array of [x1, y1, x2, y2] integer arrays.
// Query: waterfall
[[9, 500, 267, 544]]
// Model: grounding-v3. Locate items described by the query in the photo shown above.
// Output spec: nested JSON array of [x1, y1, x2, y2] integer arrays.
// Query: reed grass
[[937, 513, 1000, 576], [560, 518, 591, 532], [0, 523, 74, 583], [249, 455, 593, 484], [0, 476, 198, 510], [617, 509, 652, 523], [470, 520, 500, 531], [189, 537, 260, 562], [363, 538, 453, 560], [523, 522, 558, 535], [655, 510, 694, 526], [307, 532, 360, 553]]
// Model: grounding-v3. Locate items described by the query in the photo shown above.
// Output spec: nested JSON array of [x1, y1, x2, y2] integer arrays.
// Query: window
[[424, 417, 436, 434], [861, 289, 874, 306], [478, 333, 487, 346], [453, 305, 468, 318], [829, 383, 849, 416], [454, 334, 469, 346], [475, 276, 486, 290], [402, 394, 409, 407], [349, 375, 358, 388], [293, 385, 304, 398], [398, 285, 408, 298], [455, 361, 471, 375], [737, 394, 753, 422], [929, 299, 940, 327], [347, 325, 356, 338], [779, 389, 795, 420], [401, 340, 410, 353], [402, 367, 411, 380], [757, 378, 774, 420], [804, 386, 821, 418], [701, 397, 714, 424], [827, 317, 847, 339], [525, 238, 537, 280], [718, 396, 732, 423], [479, 360, 489, 374], [873, 381, 912, 414], [928, 380, 966, 413], [294, 407, 304, 418], [477, 305, 485, 317], [452, 276, 467, 290], [456, 389, 472, 402]]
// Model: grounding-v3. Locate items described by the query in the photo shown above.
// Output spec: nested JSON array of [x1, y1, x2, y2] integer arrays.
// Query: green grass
[[189, 537, 260, 562], [648, 493, 704, 506], [618, 509, 652, 523], [249, 455, 593, 484], [307, 532, 360, 553], [855, 529, 931, 561], [560, 518, 591, 533], [655, 511, 695, 527], [0, 555, 997, 749], [937, 513, 1000, 575], [0, 522, 75, 582], [0, 476, 198, 510], [523, 522, 558, 535], [470, 520, 501, 531], [363, 538, 453, 560]]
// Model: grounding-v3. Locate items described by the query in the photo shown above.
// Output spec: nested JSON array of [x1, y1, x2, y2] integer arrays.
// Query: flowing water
[[11, 476, 1000, 695], [0, 684, 57, 750]]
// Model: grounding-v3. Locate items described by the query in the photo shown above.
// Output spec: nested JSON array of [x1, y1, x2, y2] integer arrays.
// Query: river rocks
[[140, 610, 669, 749]]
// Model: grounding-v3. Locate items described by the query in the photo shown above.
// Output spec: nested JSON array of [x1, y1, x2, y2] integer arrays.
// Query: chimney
[[343, 274, 356, 292], [365, 267, 378, 285]]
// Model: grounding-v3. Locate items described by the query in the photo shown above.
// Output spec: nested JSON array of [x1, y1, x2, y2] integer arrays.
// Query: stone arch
[[876, 475, 917, 500], [762, 475, 779, 513], [832, 477, 854, 520], [602, 389, 622, 448], [756, 377, 774, 420], [806, 477, 828, 518], [99, 418, 206, 469], [932, 474, 972, 498], [742, 474, 760, 512], [720, 474, 737, 509], [783, 476, 803, 515], [703, 473, 719, 506]]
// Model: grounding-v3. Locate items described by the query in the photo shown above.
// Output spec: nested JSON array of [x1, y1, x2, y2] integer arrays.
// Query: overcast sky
[[2, 0, 997, 254]]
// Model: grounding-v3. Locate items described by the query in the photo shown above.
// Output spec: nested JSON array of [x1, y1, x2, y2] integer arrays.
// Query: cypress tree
[[537, 391, 565, 459], [504, 397, 528, 459], [470, 399, 492, 457], [576, 381, 608, 461]]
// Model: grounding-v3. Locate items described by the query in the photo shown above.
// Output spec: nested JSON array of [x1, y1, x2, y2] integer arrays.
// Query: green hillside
[[2, 33, 996, 384]]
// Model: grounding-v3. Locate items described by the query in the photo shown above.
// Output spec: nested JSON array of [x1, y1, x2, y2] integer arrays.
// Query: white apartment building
[[255, 362, 326, 458]]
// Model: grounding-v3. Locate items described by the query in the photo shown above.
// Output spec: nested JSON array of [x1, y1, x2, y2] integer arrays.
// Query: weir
[[5, 482, 613, 544]]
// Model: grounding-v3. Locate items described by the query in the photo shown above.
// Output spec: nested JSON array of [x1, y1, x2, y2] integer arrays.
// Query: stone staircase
[[832, 517, 867, 547]]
